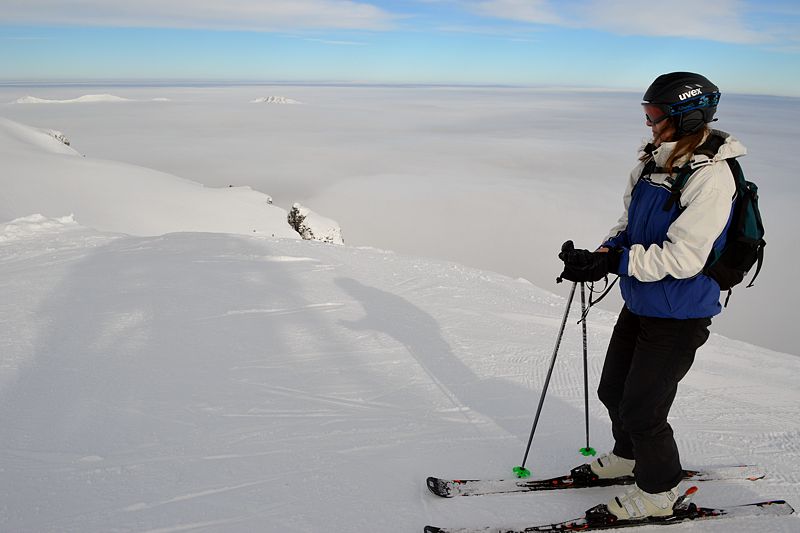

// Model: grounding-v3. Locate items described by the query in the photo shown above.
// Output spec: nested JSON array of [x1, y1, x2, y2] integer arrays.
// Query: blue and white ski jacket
[[602, 130, 745, 319]]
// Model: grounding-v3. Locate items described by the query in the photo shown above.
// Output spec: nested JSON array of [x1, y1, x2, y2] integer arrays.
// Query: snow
[[288, 202, 344, 244], [0, 213, 79, 243], [0, 86, 799, 532], [0, 215, 798, 532], [0, 116, 80, 155], [43, 128, 70, 146], [13, 94, 134, 104], [0, 117, 300, 239], [250, 96, 302, 104]]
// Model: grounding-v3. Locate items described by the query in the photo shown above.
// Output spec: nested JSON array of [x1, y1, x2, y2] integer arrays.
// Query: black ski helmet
[[643, 72, 721, 135]]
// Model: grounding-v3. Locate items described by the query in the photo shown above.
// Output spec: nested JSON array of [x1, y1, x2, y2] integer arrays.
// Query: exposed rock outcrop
[[288, 203, 344, 245]]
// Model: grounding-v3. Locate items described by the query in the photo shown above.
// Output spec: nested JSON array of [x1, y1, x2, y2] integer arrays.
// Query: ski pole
[[514, 281, 577, 478], [578, 283, 596, 457]]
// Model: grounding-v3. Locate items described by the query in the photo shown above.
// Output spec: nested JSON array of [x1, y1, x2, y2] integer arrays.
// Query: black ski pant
[[597, 306, 711, 493]]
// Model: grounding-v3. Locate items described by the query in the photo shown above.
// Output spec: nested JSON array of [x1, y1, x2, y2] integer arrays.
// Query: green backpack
[[663, 134, 766, 305]]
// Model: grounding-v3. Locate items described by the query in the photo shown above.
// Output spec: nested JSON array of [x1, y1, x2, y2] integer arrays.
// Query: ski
[[424, 498, 794, 532], [426, 464, 764, 498]]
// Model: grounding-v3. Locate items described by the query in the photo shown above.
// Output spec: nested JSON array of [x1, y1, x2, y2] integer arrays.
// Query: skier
[[557, 72, 746, 520]]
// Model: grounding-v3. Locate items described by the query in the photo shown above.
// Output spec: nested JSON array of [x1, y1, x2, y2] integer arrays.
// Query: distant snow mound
[[288, 203, 344, 245], [250, 96, 302, 105], [44, 129, 71, 146], [13, 94, 133, 104], [0, 214, 78, 243]]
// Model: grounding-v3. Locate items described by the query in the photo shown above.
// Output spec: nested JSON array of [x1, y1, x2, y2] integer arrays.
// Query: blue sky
[[2, 0, 799, 96]]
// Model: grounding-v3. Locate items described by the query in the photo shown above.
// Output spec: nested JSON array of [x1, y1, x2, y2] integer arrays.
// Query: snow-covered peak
[[250, 96, 302, 104]]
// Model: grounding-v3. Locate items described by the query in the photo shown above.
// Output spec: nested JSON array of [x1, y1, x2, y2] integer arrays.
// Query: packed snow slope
[[0, 117, 298, 239], [1, 216, 798, 533]]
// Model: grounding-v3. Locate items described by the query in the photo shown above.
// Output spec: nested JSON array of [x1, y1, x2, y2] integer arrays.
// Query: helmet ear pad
[[676, 109, 707, 135]]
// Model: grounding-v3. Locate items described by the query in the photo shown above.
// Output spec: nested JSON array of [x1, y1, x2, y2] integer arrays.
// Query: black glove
[[557, 240, 622, 283]]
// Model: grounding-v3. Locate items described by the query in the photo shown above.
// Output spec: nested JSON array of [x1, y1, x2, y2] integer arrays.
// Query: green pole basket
[[579, 447, 597, 457], [513, 466, 531, 478]]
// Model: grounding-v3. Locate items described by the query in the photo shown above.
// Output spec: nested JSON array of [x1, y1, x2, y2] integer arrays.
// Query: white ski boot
[[607, 483, 681, 519], [589, 452, 635, 479]]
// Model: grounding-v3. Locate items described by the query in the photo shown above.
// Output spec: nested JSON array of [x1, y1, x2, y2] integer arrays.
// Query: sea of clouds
[[1, 84, 797, 356]]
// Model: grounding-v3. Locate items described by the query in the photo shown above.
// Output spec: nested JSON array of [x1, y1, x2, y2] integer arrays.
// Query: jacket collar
[[651, 140, 682, 169], [639, 129, 747, 171]]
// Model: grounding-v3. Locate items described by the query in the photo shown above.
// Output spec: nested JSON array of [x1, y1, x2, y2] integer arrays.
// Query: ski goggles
[[643, 104, 670, 125], [643, 92, 721, 125]]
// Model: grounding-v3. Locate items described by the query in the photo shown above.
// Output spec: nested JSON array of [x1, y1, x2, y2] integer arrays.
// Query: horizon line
[[1, 79, 798, 99]]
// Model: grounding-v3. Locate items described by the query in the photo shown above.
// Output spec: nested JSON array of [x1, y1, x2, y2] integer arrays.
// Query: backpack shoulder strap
[[695, 133, 726, 159], [661, 166, 693, 211], [661, 133, 728, 212], [725, 157, 744, 186], [637, 158, 657, 180]]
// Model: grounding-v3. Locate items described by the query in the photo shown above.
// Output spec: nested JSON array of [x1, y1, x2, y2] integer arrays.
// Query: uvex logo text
[[678, 88, 703, 100]]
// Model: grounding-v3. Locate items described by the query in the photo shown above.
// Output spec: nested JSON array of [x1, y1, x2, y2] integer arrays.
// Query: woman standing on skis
[[557, 72, 746, 521]]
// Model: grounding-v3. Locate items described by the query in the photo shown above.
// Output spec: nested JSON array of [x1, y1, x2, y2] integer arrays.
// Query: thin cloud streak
[[468, 0, 563, 25], [2, 0, 780, 45], [454, 0, 771, 45], [1, 0, 397, 31], [573, 0, 769, 45], [304, 38, 368, 46], [432, 23, 543, 38]]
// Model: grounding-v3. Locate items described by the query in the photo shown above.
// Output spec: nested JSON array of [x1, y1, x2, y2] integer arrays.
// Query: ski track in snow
[[0, 225, 798, 532], [123, 479, 278, 512], [215, 303, 345, 318]]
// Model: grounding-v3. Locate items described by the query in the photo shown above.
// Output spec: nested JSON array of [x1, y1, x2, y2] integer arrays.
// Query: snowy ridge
[[0, 117, 300, 239], [0, 117, 80, 155]]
